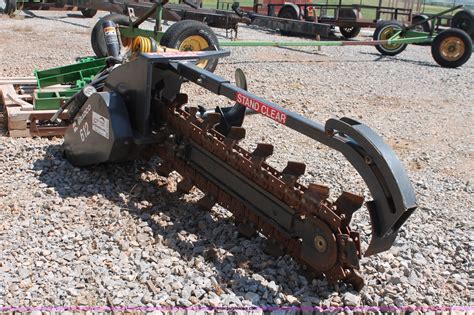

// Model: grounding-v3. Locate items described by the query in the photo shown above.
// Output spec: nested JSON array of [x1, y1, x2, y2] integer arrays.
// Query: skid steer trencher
[[59, 48, 417, 290]]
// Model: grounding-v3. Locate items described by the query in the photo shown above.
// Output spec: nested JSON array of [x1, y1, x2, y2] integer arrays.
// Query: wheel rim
[[179, 35, 210, 69], [342, 27, 354, 33], [412, 23, 425, 32], [439, 36, 466, 61], [414, 25, 423, 32], [379, 26, 403, 51]]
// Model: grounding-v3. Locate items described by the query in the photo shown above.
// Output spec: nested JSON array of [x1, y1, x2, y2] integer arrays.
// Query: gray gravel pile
[[0, 9, 473, 310]]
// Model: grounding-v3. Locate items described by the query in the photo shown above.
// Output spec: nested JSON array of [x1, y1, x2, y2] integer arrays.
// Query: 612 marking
[[80, 121, 90, 142]]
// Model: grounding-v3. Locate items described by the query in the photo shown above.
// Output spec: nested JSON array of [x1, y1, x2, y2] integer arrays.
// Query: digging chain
[[153, 94, 366, 290]]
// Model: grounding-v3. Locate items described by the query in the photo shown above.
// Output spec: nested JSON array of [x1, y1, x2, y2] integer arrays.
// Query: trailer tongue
[[61, 50, 417, 290]]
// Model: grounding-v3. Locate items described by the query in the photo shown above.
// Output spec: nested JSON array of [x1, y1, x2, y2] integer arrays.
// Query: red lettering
[[235, 92, 287, 125]]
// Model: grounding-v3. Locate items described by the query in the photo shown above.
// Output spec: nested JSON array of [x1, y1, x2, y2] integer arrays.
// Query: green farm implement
[[90, 2, 472, 68], [34, 57, 107, 110], [0, 57, 108, 137], [223, 4, 473, 68]]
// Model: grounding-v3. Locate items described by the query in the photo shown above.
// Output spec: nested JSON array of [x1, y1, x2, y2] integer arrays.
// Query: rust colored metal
[[30, 112, 69, 137], [151, 96, 365, 289]]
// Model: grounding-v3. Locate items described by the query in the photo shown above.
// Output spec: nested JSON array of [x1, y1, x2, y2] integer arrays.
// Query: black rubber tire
[[81, 8, 97, 18], [1, 0, 16, 16], [91, 14, 129, 58], [373, 21, 407, 56], [411, 15, 431, 33], [277, 6, 299, 36], [431, 28, 472, 68], [340, 26, 361, 38], [451, 9, 474, 37], [160, 20, 220, 72]]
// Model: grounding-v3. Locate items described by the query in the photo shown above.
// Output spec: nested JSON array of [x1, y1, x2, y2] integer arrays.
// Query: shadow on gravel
[[65, 13, 89, 19], [0, 110, 8, 137], [23, 10, 89, 28], [225, 52, 462, 68], [33, 144, 341, 306], [359, 52, 445, 68]]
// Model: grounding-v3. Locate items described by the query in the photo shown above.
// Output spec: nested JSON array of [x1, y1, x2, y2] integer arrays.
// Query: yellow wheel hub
[[179, 35, 210, 69], [439, 36, 465, 61], [380, 26, 403, 50]]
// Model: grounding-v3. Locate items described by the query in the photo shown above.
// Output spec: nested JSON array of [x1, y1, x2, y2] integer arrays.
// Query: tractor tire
[[340, 26, 361, 38], [160, 20, 220, 73], [411, 15, 431, 33], [81, 8, 97, 18], [431, 28, 472, 68], [277, 5, 299, 36], [373, 20, 407, 56], [451, 9, 474, 37], [91, 14, 129, 58], [1, 0, 16, 16]]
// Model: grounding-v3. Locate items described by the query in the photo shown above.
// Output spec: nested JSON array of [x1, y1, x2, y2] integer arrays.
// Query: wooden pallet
[[0, 77, 69, 137]]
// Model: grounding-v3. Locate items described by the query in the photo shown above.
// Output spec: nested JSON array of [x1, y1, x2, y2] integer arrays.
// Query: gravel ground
[[0, 9, 473, 310]]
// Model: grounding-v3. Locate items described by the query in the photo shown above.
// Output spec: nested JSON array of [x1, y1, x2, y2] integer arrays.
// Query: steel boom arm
[[167, 57, 417, 256]]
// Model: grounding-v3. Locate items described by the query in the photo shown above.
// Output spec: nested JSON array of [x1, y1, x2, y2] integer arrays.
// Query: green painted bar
[[220, 41, 344, 47], [35, 58, 107, 90], [33, 57, 107, 110], [387, 36, 435, 44], [34, 90, 77, 110], [219, 31, 436, 48]]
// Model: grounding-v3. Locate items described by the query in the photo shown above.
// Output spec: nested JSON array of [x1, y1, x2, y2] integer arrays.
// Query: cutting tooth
[[203, 112, 222, 130], [251, 143, 273, 167], [174, 93, 188, 107], [326, 265, 346, 285], [304, 183, 330, 203], [237, 221, 257, 238], [350, 231, 361, 257], [187, 106, 199, 117], [337, 234, 360, 268], [156, 163, 173, 177], [263, 239, 284, 257], [281, 161, 306, 185], [344, 269, 365, 291], [334, 192, 364, 223], [223, 127, 246, 147], [198, 194, 216, 211], [177, 178, 194, 193]]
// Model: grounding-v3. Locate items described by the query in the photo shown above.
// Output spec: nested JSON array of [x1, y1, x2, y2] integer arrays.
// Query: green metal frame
[[33, 57, 107, 110], [219, 30, 436, 47], [119, 26, 163, 42], [31, 1, 166, 111], [34, 90, 77, 110], [220, 5, 465, 48], [118, 0, 165, 42], [35, 57, 106, 89]]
